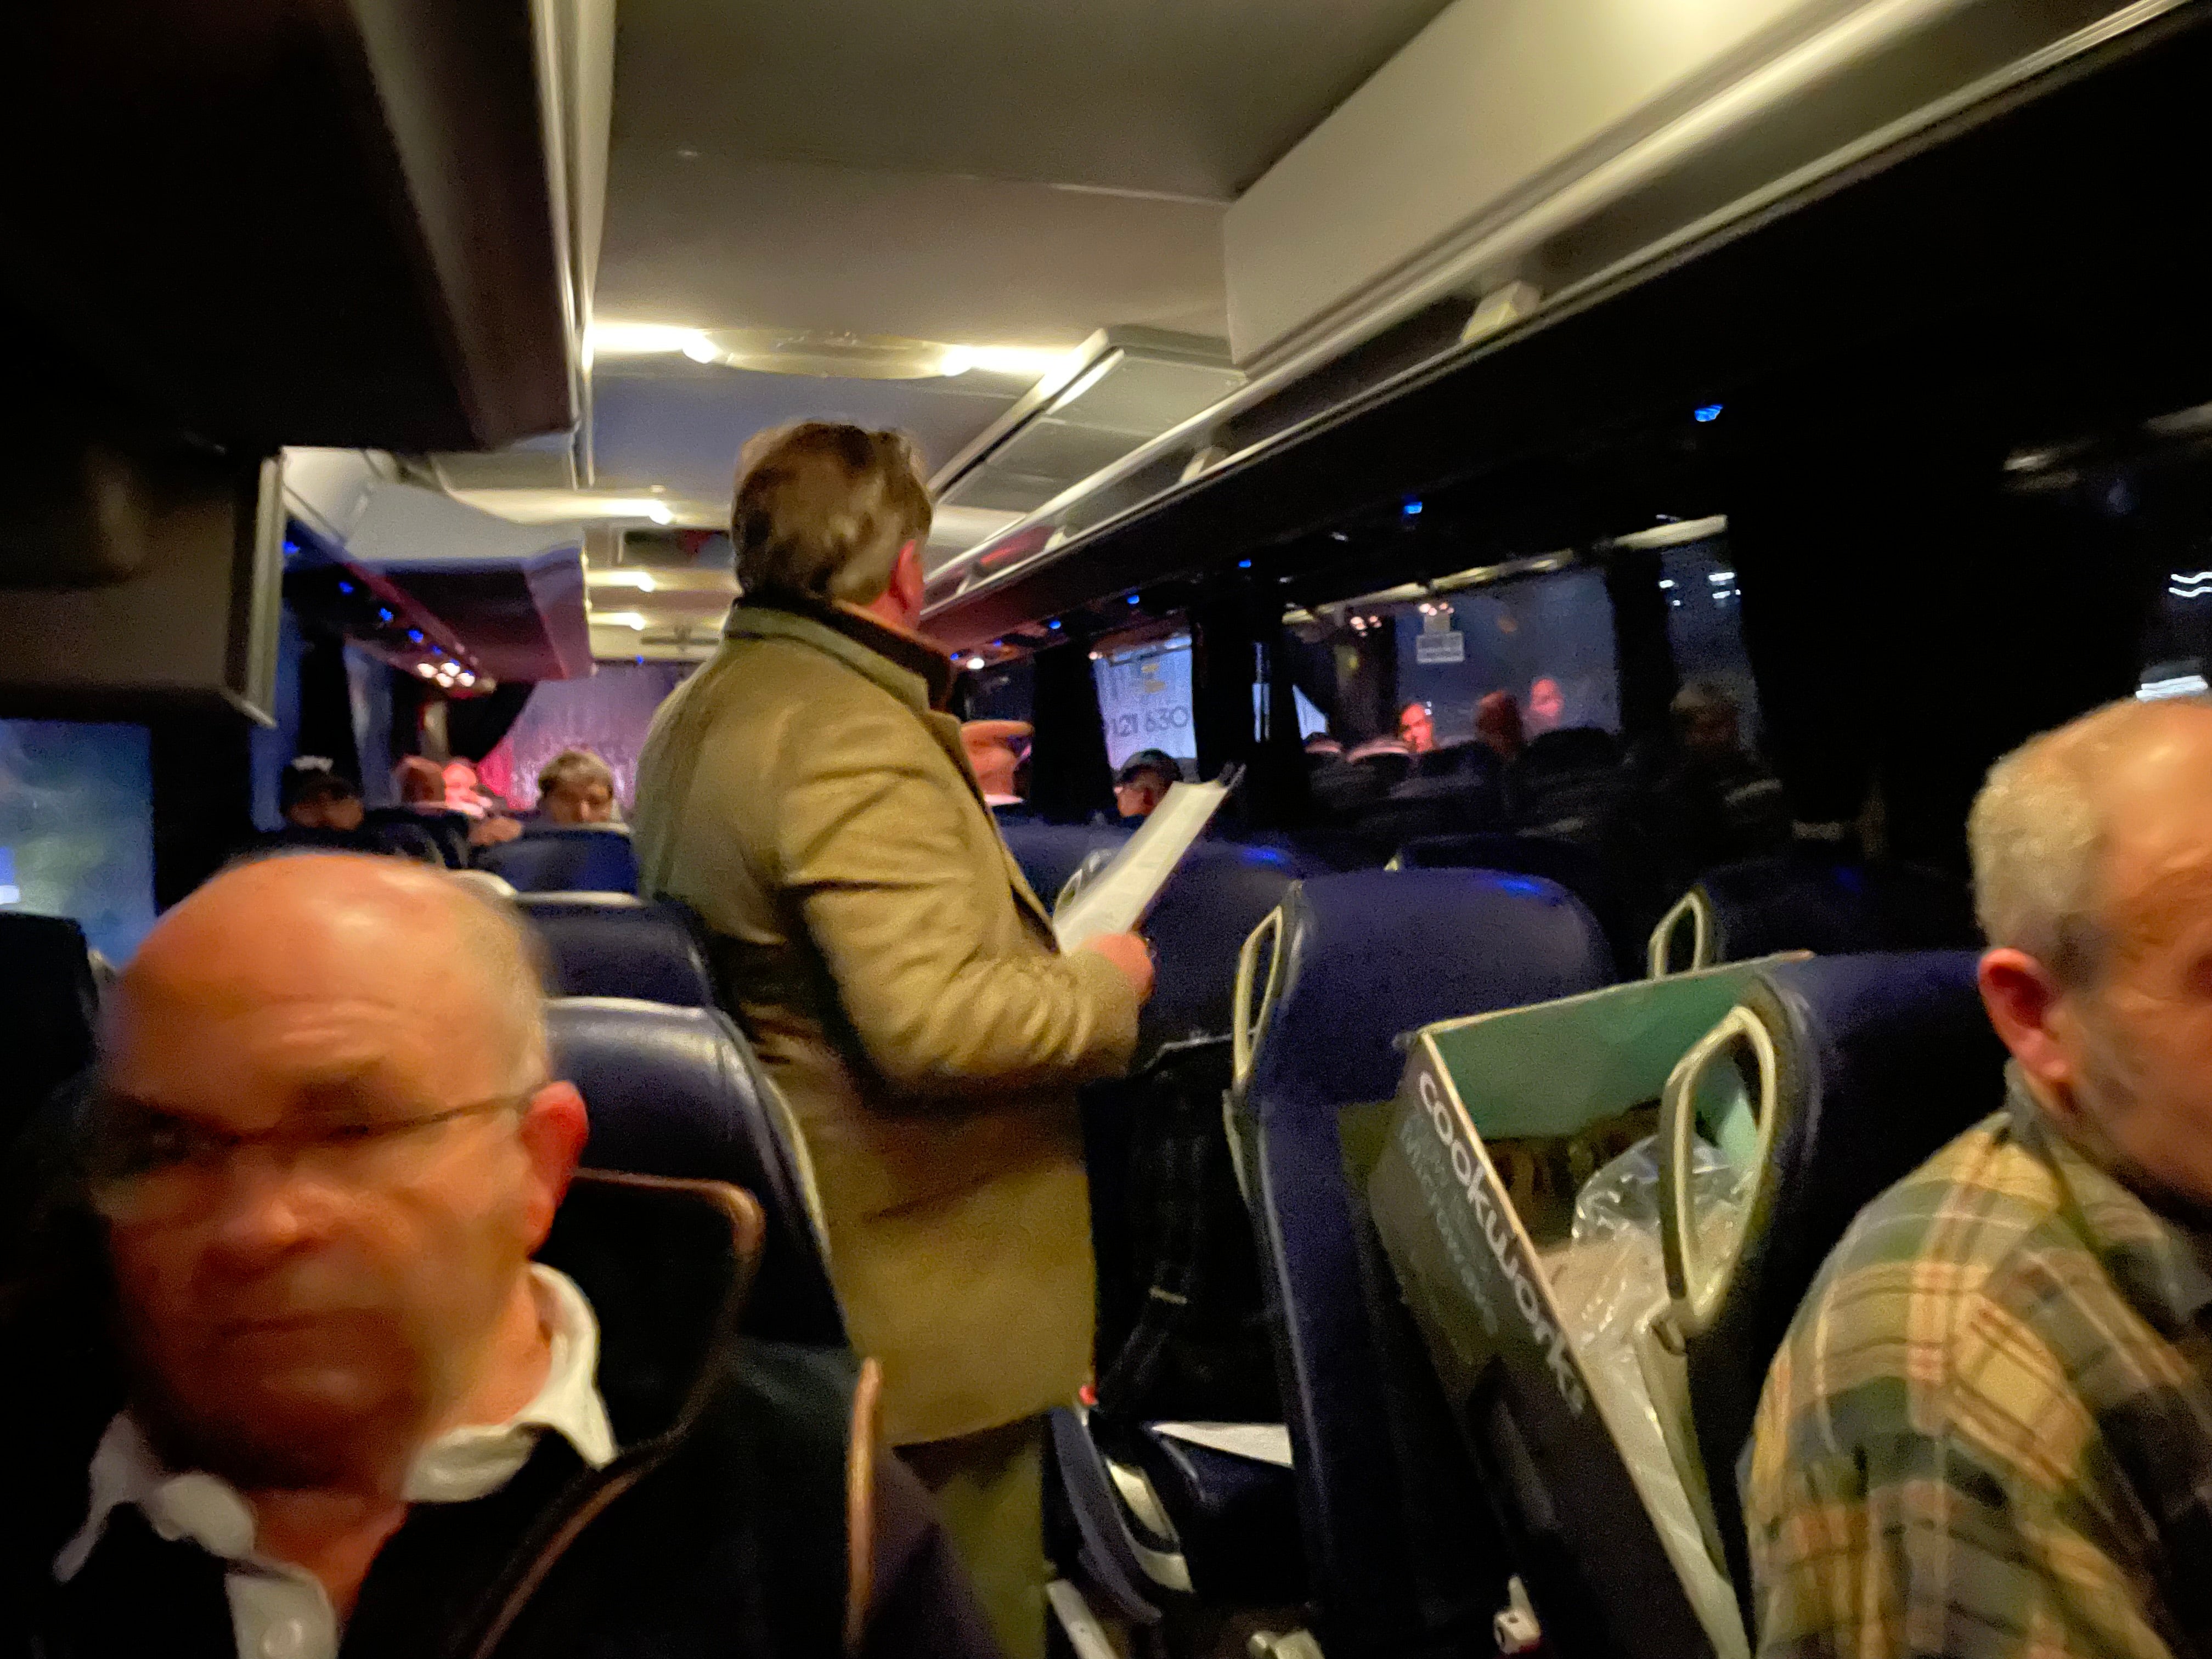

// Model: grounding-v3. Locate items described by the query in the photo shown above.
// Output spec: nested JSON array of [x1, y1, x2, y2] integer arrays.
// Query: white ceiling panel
[[596, 155, 1229, 344], [563, 0, 1458, 574], [589, 363, 1026, 502], [609, 0, 1459, 201]]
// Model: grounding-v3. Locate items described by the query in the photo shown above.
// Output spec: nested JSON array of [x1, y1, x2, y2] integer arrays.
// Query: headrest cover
[[516, 893, 712, 1007], [1247, 867, 1611, 1124], [547, 997, 843, 1347]]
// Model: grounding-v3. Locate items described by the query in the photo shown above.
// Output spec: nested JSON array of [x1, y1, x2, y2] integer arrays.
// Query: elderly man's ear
[[517, 1082, 590, 1246], [1978, 947, 2080, 1104]]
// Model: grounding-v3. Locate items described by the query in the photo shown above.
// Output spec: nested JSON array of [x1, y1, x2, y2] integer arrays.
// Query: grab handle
[[1658, 1003, 1777, 1338], [1646, 887, 1713, 978], [1232, 907, 1287, 1094]]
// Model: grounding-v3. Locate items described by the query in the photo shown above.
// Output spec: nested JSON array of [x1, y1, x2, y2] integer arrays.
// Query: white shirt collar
[[55, 1263, 617, 1583]]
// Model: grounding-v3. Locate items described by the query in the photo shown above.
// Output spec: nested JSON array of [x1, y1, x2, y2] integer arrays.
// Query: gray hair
[[1671, 680, 1737, 723], [537, 748, 615, 800], [1967, 696, 2212, 986], [443, 874, 552, 1091]]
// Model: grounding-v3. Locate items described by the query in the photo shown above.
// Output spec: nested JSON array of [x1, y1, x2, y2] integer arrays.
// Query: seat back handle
[[1658, 1002, 1779, 1339]]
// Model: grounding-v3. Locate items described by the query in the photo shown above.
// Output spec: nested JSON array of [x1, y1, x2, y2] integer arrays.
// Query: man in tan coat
[[632, 422, 1153, 1659]]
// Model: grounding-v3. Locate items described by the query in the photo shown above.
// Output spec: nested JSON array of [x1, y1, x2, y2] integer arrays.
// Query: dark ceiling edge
[[924, 1, 2212, 650]]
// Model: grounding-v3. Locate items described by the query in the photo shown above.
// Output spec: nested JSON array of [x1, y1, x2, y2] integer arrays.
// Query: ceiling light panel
[[932, 328, 1242, 521]]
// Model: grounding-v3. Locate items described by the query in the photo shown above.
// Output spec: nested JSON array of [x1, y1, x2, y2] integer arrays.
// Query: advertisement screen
[[1093, 635, 1198, 770]]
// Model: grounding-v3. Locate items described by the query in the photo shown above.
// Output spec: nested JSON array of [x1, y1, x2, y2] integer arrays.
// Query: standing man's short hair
[[731, 422, 932, 605]]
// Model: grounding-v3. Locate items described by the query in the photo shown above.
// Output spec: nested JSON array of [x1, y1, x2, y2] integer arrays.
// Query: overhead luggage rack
[[924, 0, 2212, 647]]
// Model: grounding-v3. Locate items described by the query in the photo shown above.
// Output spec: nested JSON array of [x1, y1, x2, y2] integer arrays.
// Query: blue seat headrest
[[1696, 851, 1977, 961], [476, 827, 639, 894], [1248, 868, 1613, 1125], [1688, 949, 2006, 1611], [546, 998, 843, 1347], [516, 894, 713, 1007], [997, 821, 1132, 911], [1142, 840, 1325, 1048], [0, 912, 98, 1150]]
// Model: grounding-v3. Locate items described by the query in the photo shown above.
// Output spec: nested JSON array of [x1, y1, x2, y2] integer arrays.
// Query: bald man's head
[[91, 854, 586, 1495], [112, 854, 548, 1097]]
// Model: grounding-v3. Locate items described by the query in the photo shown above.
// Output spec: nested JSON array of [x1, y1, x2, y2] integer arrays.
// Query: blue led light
[[1238, 559, 1252, 569], [1048, 619, 1063, 630], [408, 630, 424, 644], [1403, 501, 1424, 517], [1694, 404, 1724, 423], [378, 609, 393, 623], [338, 582, 354, 595], [1127, 595, 1141, 606]]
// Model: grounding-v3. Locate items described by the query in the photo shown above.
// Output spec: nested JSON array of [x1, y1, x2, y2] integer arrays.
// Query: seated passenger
[[1113, 748, 1181, 820], [1474, 689, 1525, 765], [534, 748, 622, 828], [0, 854, 996, 1659], [266, 760, 439, 866], [1397, 699, 1437, 754], [394, 755, 522, 850], [280, 756, 365, 833], [1645, 682, 1787, 889], [1747, 697, 2212, 1659], [960, 720, 1035, 822]]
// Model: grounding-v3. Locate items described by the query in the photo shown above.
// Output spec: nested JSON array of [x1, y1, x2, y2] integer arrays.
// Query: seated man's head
[[1397, 701, 1435, 754], [1973, 698, 2212, 1205], [280, 758, 364, 833], [442, 759, 488, 806], [1671, 681, 1742, 765], [1114, 751, 1180, 820], [393, 755, 447, 808], [537, 749, 618, 826], [84, 855, 588, 1494], [1474, 690, 1524, 760], [732, 421, 933, 633], [960, 720, 1031, 801]]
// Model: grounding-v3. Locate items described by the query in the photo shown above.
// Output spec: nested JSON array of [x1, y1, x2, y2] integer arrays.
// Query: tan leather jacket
[[631, 599, 1139, 1444]]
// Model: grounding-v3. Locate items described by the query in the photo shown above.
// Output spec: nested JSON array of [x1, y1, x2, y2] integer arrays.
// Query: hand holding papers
[[1052, 779, 1233, 953]]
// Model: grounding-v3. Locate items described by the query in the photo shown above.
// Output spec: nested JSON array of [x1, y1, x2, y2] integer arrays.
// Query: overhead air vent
[[929, 328, 1242, 537]]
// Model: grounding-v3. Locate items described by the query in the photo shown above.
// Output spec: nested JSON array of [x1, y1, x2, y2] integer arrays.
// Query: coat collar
[[719, 595, 1056, 935], [724, 593, 954, 713]]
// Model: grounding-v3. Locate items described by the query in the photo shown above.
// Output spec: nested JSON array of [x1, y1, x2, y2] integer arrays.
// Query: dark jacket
[[0, 1172, 1001, 1659]]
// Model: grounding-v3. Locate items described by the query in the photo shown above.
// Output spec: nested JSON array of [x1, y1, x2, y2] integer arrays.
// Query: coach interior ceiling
[[514, 0, 1462, 652]]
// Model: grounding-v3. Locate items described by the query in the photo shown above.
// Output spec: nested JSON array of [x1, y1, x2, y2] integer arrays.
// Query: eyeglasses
[[84, 1090, 533, 1226]]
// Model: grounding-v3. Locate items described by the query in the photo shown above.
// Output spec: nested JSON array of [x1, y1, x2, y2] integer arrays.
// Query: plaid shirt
[[1746, 1068, 2212, 1659]]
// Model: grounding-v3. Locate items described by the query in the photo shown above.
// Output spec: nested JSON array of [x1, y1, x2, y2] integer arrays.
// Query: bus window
[[1255, 680, 1331, 742], [1658, 537, 1763, 746], [1390, 565, 1620, 746], [0, 718, 157, 963], [1092, 633, 1198, 771]]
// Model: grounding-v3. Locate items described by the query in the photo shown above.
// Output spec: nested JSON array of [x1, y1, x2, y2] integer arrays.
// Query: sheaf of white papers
[[1051, 780, 1231, 952], [1149, 1422, 1295, 1468]]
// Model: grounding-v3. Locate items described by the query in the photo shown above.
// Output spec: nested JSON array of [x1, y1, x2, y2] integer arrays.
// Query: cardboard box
[[1368, 961, 1797, 1659]]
